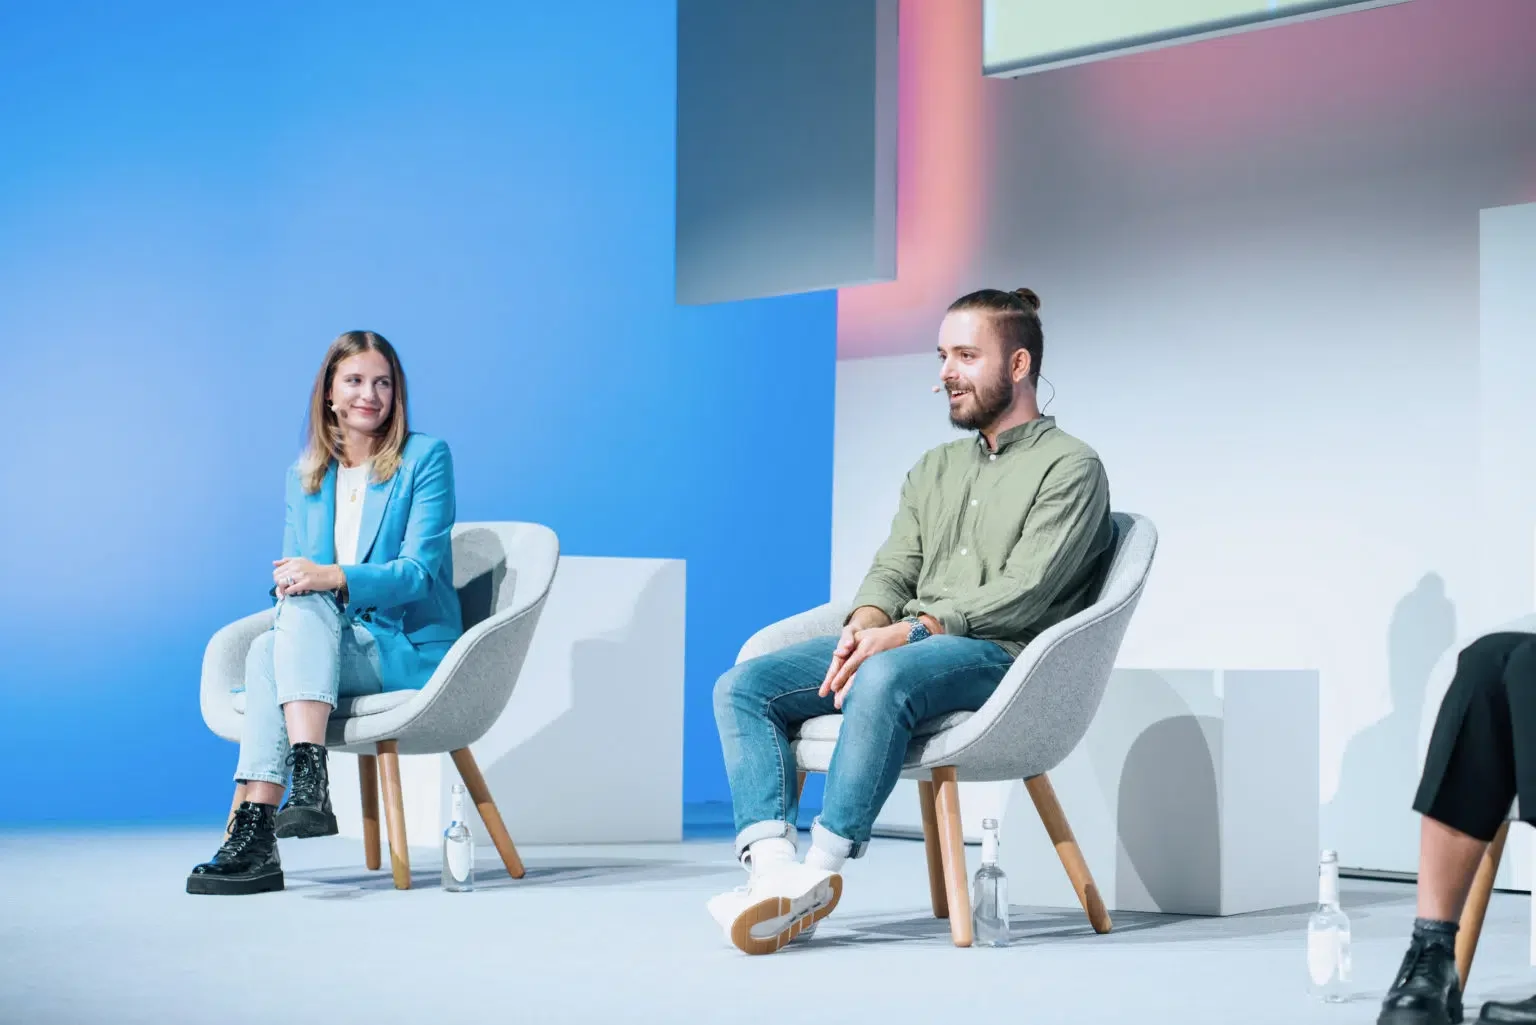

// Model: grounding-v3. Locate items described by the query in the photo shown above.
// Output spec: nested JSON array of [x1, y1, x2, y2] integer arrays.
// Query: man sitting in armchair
[[706, 287, 1115, 954]]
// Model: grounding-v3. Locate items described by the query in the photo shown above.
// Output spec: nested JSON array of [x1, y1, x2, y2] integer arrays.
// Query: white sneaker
[[706, 862, 842, 955]]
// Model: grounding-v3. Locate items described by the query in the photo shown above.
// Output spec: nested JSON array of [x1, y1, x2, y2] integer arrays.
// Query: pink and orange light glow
[[1077, 0, 1536, 161], [837, 0, 1536, 360], [837, 0, 991, 360]]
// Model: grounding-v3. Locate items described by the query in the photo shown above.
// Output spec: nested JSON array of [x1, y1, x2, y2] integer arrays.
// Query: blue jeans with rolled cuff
[[233, 592, 385, 786], [713, 634, 1013, 864]]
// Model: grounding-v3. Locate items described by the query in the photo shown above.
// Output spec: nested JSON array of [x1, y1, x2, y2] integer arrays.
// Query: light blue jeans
[[713, 634, 1014, 862], [233, 593, 384, 786]]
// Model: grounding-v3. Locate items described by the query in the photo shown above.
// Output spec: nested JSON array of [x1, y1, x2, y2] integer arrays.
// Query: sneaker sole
[[274, 807, 338, 839], [186, 869, 285, 896], [729, 875, 842, 956]]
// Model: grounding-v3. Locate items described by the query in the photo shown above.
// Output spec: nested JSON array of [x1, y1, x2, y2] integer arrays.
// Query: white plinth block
[[330, 556, 686, 850], [999, 668, 1319, 916]]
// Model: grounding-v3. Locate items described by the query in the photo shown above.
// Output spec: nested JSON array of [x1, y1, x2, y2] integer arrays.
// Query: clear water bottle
[[1307, 850, 1352, 1000], [972, 818, 1009, 947], [441, 783, 475, 892]]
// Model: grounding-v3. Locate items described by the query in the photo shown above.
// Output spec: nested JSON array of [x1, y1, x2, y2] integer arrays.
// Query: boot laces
[[1394, 935, 1444, 989], [218, 804, 266, 857], [285, 745, 327, 806]]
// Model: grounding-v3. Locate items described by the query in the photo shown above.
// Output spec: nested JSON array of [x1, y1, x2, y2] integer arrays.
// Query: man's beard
[[947, 370, 1013, 431]]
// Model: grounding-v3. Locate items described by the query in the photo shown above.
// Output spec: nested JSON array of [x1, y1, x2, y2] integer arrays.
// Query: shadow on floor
[[812, 906, 1180, 949], [287, 856, 734, 896], [810, 882, 1414, 950]]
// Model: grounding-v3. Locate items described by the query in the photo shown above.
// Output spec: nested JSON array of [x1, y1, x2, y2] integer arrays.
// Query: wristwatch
[[904, 616, 932, 644]]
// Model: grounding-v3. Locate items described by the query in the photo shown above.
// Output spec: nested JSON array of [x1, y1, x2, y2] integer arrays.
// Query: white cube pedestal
[[999, 668, 1319, 916], [329, 556, 686, 850]]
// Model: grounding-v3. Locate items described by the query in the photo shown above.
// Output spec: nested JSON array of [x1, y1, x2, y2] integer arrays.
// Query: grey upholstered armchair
[[200, 522, 560, 889], [737, 511, 1158, 946]]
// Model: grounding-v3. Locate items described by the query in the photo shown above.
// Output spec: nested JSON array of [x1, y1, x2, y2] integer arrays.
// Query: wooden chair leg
[[359, 754, 381, 871], [931, 767, 973, 947], [226, 783, 248, 836], [1457, 820, 1510, 989], [1026, 773, 1112, 934], [917, 779, 949, 919], [451, 747, 525, 880], [796, 771, 808, 799], [376, 740, 411, 890]]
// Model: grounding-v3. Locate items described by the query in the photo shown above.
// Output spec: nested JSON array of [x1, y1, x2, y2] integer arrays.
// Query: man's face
[[938, 310, 1016, 432]]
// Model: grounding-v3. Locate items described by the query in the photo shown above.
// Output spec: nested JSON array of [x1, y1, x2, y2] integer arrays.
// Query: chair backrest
[[353, 522, 560, 754], [916, 511, 1158, 779], [1096, 511, 1157, 612], [452, 522, 561, 630]]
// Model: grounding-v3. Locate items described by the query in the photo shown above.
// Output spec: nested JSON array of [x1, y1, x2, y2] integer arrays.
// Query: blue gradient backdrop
[[0, 2, 835, 825]]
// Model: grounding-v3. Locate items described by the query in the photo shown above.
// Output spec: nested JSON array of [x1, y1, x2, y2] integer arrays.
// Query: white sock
[[803, 843, 846, 874], [747, 836, 797, 874]]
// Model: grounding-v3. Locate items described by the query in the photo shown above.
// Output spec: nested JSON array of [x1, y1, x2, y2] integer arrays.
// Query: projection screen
[[983, 0, 1415, 76]]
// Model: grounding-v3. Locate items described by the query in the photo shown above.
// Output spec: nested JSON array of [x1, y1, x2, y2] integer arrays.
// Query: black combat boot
[[1480, 995, 1536, 1023], [186, 801, 283, 895], [1379, 930, 1464, 1025], [275, 742, 338, 839]]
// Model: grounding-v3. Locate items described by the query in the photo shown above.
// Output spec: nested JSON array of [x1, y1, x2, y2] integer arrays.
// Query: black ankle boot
[[1379, 934, 1464, 1025], [1481, 996, 1536, 1023], [275, 742, 338, 839], [186, 802, 283, 895]]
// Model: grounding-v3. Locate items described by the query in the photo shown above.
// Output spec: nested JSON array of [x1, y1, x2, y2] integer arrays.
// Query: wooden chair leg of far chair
[[1025, 773, 1112, 934], [918, 779, 949, 919], [931, 766, 973, 947], [451, 747, 525, 880], [358, 754, 381, 871], [796, 771, 807, 800], [225, 783, 248, 836], [1457, 820, 1510, 990], [376, 740, 411, 890]]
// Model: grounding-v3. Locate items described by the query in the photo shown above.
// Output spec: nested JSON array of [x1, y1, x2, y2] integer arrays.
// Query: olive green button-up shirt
[[849, 416, 1113, 657]]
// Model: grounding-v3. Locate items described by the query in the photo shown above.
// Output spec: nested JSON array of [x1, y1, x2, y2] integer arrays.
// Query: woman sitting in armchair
[[187, 330, 462, 895]]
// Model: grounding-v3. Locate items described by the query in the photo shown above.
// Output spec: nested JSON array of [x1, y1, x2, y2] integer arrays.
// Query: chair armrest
[[736, 603, 850, 664], [200, 609, 274, 740], [906, 569, 1150, 779]]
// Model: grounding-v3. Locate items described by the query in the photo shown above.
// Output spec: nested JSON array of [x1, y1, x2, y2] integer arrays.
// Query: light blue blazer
[[281, 432, 463, 692]]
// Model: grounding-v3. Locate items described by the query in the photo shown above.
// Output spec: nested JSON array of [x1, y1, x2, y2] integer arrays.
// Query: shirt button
[[970, 499, 978, 506], [960, 548, 968, 555], [989, 454, 996, 462]]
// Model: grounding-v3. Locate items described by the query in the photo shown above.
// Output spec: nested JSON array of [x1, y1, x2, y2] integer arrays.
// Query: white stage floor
[[3, 828, 1534, 1024]]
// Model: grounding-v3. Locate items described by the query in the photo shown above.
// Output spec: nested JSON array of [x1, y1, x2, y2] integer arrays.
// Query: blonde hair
[[300, 331, 410, 494]]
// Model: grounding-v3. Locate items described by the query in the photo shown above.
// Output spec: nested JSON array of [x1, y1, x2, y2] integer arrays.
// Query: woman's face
[[328, 350, 394, 436]]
